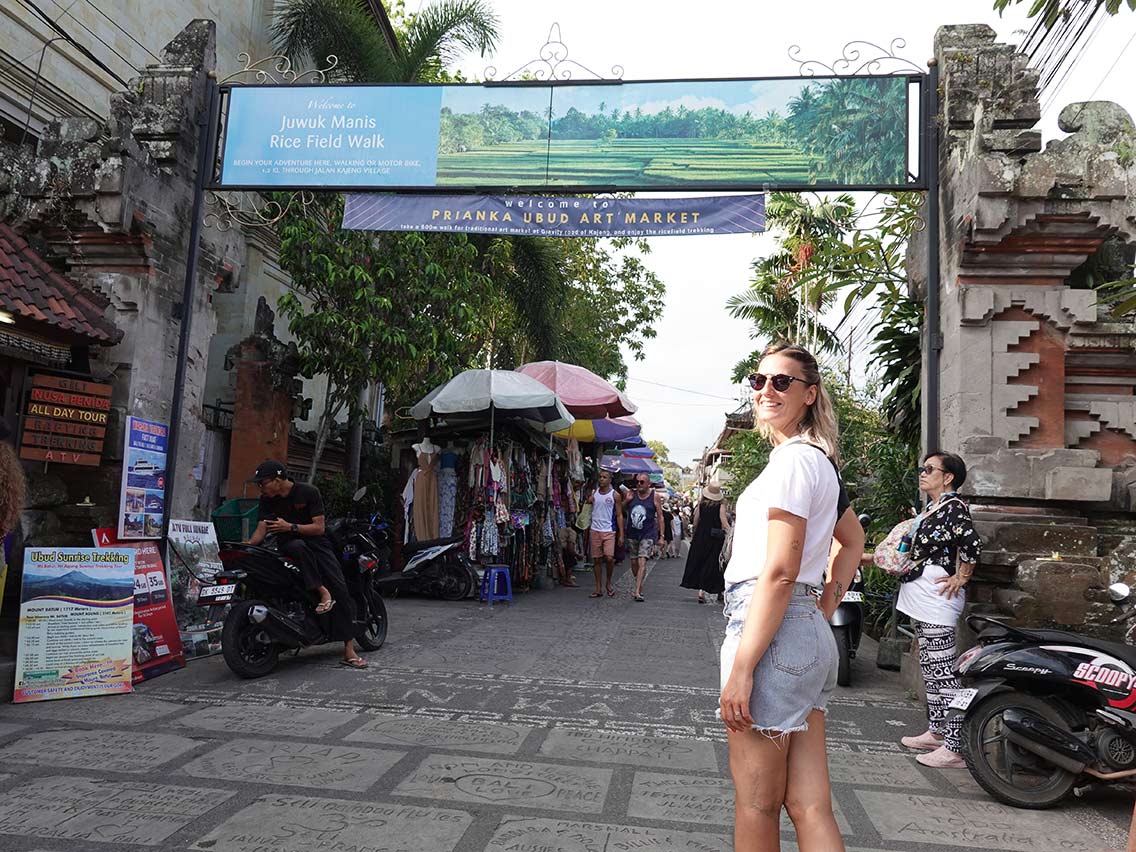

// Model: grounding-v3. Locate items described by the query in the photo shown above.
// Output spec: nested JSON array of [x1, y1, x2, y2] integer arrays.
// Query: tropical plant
[[993, 0, 1136, 30]]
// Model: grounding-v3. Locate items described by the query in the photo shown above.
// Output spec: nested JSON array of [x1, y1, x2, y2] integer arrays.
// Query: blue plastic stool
[[480, 565, 513, 606]]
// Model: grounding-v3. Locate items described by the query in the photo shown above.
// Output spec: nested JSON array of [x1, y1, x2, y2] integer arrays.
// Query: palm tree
[[273, 0, 499, 83]]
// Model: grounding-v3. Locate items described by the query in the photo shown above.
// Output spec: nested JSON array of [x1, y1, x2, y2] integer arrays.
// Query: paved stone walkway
[[0, 549, 1129, 851]]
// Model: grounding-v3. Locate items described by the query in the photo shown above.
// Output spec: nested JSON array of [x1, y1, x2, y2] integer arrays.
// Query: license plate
[[949, 688, 978, 710], [842, 591, 863, 603], [197, 583, 236, 604], [343, 544, 357, 555]]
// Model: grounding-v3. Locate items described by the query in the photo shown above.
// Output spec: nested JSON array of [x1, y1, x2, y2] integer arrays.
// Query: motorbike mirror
[[352, 486, 367, 502], [1107, 582, 1131, 603], [857, 514, 871, 529]]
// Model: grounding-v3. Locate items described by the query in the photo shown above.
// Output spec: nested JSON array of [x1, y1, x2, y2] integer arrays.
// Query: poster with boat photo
[[118, 416, 168, 540]]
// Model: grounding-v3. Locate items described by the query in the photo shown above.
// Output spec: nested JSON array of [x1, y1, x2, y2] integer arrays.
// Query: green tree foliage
[[275, 193, 494, 479], [994, 0, 1136, 29], [646, 440, 670, 462]]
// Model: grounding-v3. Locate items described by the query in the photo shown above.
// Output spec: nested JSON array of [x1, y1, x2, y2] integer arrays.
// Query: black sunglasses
[[919, 464, 944, 476], [747, 372, 813, 392]]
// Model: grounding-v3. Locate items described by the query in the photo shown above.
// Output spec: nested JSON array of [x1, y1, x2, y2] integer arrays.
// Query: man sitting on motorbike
[[245, 460, 367, 669]]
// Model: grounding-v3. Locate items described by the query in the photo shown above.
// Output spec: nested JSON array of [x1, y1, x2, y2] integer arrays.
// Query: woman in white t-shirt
[[720, 343, 861, 852]]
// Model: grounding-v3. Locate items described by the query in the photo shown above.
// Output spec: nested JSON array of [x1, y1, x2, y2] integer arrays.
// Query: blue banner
[[342, 194, 765, 237], [118, 417, 168, 540]]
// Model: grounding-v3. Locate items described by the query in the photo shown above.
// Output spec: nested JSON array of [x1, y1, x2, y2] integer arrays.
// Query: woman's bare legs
[[784, 710, 845, 851], [728, 727, 791, 852]]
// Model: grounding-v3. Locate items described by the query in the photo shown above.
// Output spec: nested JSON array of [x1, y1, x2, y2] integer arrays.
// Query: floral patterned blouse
[[906, 492, 982, 579]]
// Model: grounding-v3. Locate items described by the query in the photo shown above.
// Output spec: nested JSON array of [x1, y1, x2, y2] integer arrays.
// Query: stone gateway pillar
[[916, 25, 1136, 630]]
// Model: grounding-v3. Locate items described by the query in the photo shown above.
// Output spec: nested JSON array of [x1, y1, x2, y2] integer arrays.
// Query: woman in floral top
[[896, 451, 982, 769]]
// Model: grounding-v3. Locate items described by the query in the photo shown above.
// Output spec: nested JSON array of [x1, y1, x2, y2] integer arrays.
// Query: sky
[[454, 0, 1136, 468]]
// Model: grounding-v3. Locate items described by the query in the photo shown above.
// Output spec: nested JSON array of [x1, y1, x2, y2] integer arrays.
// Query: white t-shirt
[[723, 437, 840, 588]]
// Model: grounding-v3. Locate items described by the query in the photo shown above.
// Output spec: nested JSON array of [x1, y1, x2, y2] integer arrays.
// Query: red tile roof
[[0, 223, 121, 346]]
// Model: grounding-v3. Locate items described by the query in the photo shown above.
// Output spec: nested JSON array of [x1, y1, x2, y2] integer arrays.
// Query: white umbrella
[[411, 369, 575, 438]]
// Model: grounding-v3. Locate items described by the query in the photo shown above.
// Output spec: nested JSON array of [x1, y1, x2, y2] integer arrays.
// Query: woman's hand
[[935, 574, 968, 600], [720, 671, 754, 732]]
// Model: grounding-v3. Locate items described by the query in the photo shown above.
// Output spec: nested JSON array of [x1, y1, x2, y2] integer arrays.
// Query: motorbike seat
[[402, 535, 463, 556], [1027, 629, 1136, 669]]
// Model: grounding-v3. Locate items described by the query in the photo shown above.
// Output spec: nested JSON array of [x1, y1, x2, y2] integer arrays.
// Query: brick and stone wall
[[915, 24, 1136, 634]]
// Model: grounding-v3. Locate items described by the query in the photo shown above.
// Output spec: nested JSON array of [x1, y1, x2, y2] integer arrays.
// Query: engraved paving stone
[[182, 738, 404, 792], [6, 695, 186, 725], [0, 729, 199, 772], [856, 791, 1102, 851], [486, 816, 732, 852], [394, 754, 611, 813], [629, 773, 850, 832], [190, 794, 471, 852], [347, 714, 531, 755], [176, 704, 355, 738], [539, 728, 718, 771], [826, 751, 934, 790], [0, 776, 232, 846]]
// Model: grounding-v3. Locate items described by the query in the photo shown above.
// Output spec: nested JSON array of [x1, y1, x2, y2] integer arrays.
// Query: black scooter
[[950, 581, 1136, 808], [829, 513, 870, 687], [201, 488, 390, 678]]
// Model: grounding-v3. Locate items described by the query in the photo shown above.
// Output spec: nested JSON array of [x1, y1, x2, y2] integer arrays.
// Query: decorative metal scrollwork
[[204, 190, 316, 232], [788, 38, 923, 76], [485, 24, 624, 81], [217, 52, 339, 86]]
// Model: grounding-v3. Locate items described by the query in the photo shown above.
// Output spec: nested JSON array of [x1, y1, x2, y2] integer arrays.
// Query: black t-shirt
[[259, 482, 327, 531]]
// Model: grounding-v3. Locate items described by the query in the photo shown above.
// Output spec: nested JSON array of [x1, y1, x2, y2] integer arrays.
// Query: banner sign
[[167, 519, 224, 657], [93, 528, 186, 682], [19, 372, 111, 466], [14, 547, 135, 703], [118, 416, 168, 540], [342, 193, 766, 237], [216, 76, 918, 192]]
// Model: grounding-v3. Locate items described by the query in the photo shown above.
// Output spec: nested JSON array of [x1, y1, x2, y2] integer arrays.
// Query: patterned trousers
[[914, 620, 964, 752]]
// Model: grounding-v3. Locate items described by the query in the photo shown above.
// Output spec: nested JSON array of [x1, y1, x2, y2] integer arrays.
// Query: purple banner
[[342, 193, 765, 237]]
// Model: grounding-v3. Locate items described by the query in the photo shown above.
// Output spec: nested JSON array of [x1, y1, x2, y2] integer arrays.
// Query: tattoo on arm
[[790, 538, 801, 552], [834, 581, 845, 603]]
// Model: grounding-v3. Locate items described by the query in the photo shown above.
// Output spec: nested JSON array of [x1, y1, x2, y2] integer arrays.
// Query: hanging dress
[[413, 451, 440, 541], [438, 450, 459, 537]]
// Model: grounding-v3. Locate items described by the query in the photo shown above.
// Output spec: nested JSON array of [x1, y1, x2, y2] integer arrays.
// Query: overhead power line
[[80, 0, 161, 62], [627, 376, 739, 401]]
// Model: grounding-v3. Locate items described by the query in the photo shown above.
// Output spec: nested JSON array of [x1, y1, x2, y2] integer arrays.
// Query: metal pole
[[925, 61, 942, 455], [163, 74, 218, 536]]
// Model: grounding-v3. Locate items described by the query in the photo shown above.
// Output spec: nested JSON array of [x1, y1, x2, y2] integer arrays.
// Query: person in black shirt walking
[[246, 460, 366, 668]]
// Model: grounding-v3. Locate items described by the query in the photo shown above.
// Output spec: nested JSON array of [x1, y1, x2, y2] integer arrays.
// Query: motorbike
[[200, 487, 390, 679], [949, 581, 1136, 809], [376, 535, 478, 601], [829, 513, 871, 687]]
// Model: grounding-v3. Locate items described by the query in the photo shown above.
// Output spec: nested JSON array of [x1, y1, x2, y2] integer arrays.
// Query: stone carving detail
[[920, 24, 1136, 630]]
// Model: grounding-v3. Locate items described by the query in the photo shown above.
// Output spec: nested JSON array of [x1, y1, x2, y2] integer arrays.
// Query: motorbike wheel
[[221, 602, 280, 679], [833, 626, 852, 687], [355, 579, 388, 651], [437, 557, 473, 601], [960, 690, 1078, 809]]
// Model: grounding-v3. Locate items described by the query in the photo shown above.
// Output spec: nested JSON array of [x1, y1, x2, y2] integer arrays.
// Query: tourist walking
[[679, 483, 729, 604], [624, 474, 664, 602], [587, 470, 623, 598], [897, 452, 982, 769], [669, 509, 683, 558], [661, 503, 674, 558], [719, 343, 845, 852]]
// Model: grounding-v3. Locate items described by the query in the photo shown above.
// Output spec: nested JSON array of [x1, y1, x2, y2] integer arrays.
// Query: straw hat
[[702, 483, 723, 502]]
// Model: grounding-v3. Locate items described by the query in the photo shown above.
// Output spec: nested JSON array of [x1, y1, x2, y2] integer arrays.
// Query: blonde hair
[[0, 442, 26, 535], [754, 342, 841, 464]]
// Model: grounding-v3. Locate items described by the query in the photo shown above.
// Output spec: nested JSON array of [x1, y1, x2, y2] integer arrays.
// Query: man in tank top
[[625, 474, 665, 602], [587, 470, 623, 598]]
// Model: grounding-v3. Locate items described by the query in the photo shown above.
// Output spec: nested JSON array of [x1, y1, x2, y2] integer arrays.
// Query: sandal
[[339, 657, 367, 669], [589, 591, 603, 598], [634, 595, 645, 602], [606, 586, 616, 597], [315, 599, 336, 615]]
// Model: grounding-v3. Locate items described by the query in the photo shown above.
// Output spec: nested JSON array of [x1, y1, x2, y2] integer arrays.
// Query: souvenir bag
[[574, 501, 593, 531], [873, 498, 964, 578]]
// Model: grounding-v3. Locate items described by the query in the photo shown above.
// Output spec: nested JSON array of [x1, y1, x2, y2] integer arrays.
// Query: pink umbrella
[[517, 361, 637, 419]]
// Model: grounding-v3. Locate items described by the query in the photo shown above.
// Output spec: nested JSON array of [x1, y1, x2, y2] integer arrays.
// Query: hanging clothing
[[413, 451, 440, 542], [566, 438, 584, 481], [401, 469, 419, 545], [438, 468, 458, 538], [680, 500, 727, 594]]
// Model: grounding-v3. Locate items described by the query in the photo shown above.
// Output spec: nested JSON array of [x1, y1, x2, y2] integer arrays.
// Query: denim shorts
[[719, 579, 839, 735]]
